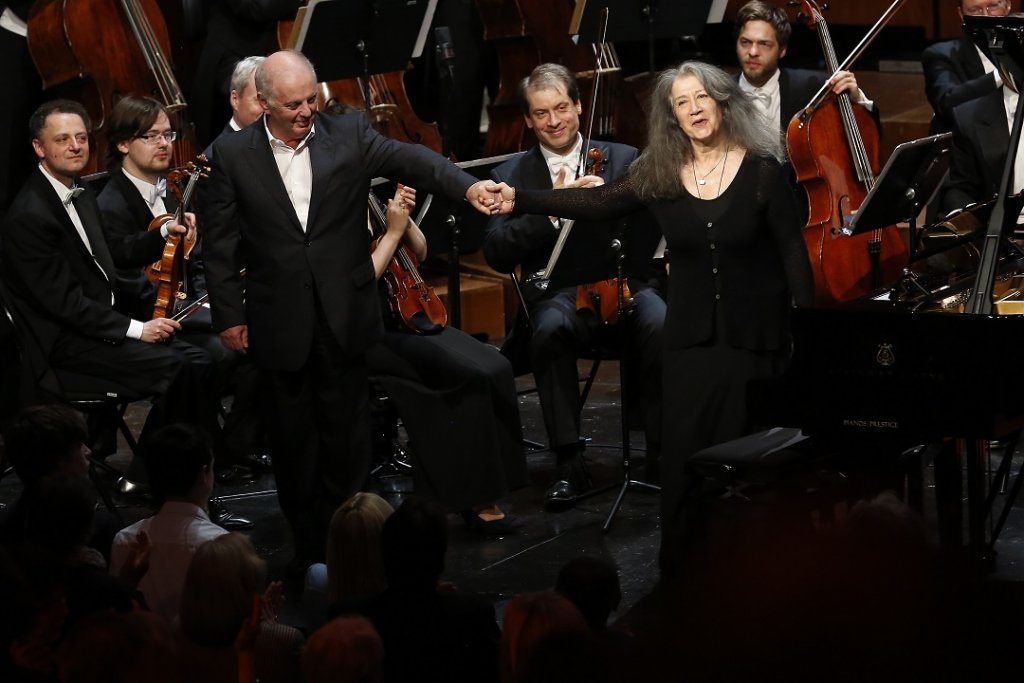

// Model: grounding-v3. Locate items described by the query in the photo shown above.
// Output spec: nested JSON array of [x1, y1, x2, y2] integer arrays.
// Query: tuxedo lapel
[[974, 93, 1009, 176], [73, 191, 117, 286], [520, 147, 553, 189], [306, 129, 332, 234]]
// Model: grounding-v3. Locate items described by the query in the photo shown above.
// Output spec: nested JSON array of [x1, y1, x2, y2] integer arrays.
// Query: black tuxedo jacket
[[923, 36, 995, 135], [96, 170, 178, 320], [778, 67, 827, 136], [202, 112, 477, 371], [0, 167, 165, 384], [941, 89, 1007, 215], [484, 141, 658, 291]]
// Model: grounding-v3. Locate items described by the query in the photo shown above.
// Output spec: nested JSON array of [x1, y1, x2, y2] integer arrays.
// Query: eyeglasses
[[137, 130, 178, 145], [962, 1, 1008, 16]]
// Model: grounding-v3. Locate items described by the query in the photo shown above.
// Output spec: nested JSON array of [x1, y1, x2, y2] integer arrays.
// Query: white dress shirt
[[110, 501, 227, 623], [739, 69, 782, 132], [265, 120, 315, 232]]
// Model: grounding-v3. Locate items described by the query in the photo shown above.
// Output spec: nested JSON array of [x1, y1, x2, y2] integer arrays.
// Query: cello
[[786, 0, 908, 305], [28, 0, 201, 173]]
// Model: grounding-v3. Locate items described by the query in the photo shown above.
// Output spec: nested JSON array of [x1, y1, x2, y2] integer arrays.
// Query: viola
[[786, 0, 908, 304], [368, 192, 447, 334], [28, 0, 201, 173], [146, 157, 208, 320]]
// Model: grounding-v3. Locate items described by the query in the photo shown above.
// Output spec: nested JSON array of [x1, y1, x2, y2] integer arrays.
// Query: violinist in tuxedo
[[201, 50, 498, 571], [484, 64, 666, 509], [0, 99, 216, 443], [922, 0, 1009, 136]]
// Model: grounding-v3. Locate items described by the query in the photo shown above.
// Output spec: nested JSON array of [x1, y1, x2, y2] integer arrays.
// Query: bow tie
[[748, 89, 772, 109], [63, 185, 84, 206], [149, 177, 167, 206], [548, 153, 580, 177]]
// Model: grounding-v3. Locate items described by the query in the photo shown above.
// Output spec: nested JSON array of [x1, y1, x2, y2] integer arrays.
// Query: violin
[[786, 0, 908, 304], [368, 191, 447, 334], [574, 147, 633, 324], [146, 157, 208, 320]]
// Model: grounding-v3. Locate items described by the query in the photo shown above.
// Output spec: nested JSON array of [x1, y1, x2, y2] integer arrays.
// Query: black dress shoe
[[208, 499, 254, 530], [544, 479, 579, 511], [460, 510, 524, 535]]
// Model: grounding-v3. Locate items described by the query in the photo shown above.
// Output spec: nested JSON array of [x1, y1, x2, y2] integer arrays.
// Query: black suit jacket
[[485, 141, 659, 291], [203, 112, 478, 371], [96, 170, 175, 320], [923, 36, 996, 135], [778, 67, 827, 136], [941, 88, 1007, 214], [0, 167, 165, 388]]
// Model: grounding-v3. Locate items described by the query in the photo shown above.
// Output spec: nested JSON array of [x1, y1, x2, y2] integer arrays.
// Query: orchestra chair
[[0, 287, 147, 521], [501, 270, 659, 531], [366, 376, 413, 492]]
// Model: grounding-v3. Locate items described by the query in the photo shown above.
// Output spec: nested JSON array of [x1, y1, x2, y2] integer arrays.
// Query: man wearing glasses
[[923, 0, 1012, 136]]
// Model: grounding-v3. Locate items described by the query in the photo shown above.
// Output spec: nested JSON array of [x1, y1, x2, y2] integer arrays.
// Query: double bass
[[28, 0, 201, 173], [786, 0, 908, 305]]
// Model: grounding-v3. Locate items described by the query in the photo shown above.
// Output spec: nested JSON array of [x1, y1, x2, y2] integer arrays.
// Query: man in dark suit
[[484, 64, 666, 507], [923, 0, 1009, 136], [202, 50, 498, 571], [733, 0, 871, 139], [0, 99, 215, 442], [940, 88, 1010, 215]]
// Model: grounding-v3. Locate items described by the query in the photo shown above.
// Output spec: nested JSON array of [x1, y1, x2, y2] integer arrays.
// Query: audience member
[[179, 532, 303, 683], [554, 556, 622, 632], [500, 591, 589, 683], [306, 492, 393, 628], [56, 610, 183, 683], [302, 615, 384, 683], [346, 497, 500, 683], [109, 423, 228, 622]]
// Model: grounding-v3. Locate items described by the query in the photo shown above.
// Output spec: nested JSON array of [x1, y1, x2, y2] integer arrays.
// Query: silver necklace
[[692, 148, 728, 186], [693, 147, 729, 199]]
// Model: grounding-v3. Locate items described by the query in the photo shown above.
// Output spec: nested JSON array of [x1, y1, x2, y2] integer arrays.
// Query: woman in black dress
[[368, 185, 527, 533], [490, 61, 815, 564]]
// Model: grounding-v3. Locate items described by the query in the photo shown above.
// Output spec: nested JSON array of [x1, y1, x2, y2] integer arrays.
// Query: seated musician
[[95, 96, 256, 526], [922, 0, 1010, 136], [0, 99, 220, 455], [484, 64, 666, 508], [367, 183, 528, 533]]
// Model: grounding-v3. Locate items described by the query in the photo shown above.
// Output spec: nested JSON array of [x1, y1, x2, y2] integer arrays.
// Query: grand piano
[[782, 15, 1024, 563]]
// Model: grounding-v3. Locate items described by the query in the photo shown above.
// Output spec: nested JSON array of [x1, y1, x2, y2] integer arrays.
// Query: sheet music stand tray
[[845, 132, 952, 259], [293, 0, 438, 84]]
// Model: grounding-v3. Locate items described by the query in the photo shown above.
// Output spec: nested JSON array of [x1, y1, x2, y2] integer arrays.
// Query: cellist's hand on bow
[[828, 70, 865, 104], [220, 324, 249, 353], [141, 317, 181, 343]]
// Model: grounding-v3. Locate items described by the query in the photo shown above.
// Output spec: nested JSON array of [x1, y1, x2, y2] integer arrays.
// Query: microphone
[[434, 26, 455, 81]]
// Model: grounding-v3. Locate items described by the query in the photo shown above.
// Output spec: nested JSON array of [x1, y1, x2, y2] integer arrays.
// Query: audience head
[[142, 422, 215, 504], [104, 95, 172, 181], [255, 50, 318, 144], [500, 591, 589, 683], [327, 492, 394, 604], [57, 610, 181, 683], [734, 1, 791, 87], [179, 532, 266, 647], [555, 556, 622, 631], [302, 616, 384, 683], [4, 404, 89, 486], [229, 56, 267, 129], [518, 63, 582, 156], [380, 496, 447, 591], [24, 473, 96, 562], [29, 99, 92, 185]]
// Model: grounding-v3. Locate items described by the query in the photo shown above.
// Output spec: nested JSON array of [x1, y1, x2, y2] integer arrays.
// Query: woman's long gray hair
[[630, 60, 784, 200]]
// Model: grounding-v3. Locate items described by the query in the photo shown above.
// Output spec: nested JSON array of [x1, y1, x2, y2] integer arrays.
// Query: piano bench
[[687, 427, 813, 500]]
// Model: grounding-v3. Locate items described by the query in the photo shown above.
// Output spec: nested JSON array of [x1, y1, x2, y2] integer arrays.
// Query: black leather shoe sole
[[544, 479, 579, 511]]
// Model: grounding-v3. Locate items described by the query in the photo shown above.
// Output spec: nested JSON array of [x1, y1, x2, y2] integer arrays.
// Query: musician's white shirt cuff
[[127, 320, 144, 340], [858, 90, 875, 112], [160, 220, 172, 239], [0, 8, 27, 37]]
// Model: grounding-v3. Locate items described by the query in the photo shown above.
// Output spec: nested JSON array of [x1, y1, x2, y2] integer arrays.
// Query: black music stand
[[845, 132, 952, 260], [408, 152, 523, 330], [571, 0, 715, 72], [293, 0, 437, 105]]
